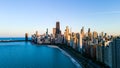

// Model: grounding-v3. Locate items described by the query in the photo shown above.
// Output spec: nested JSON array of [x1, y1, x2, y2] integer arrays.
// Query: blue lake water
[[0, 37, 31, 40], [0, 38, 81, 68]]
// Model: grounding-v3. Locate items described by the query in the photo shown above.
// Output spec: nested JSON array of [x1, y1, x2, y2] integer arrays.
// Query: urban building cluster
[[32, 21, 64, 44], [31, 21, 120, 68]]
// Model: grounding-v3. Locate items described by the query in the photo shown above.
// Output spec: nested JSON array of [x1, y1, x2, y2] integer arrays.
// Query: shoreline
[[47, 45, 82, 68], [54, 44, 109, 68], [31, 42, 109, 68], [0, 41, 108, 68]]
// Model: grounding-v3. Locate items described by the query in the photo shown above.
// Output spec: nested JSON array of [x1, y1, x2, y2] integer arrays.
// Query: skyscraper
[[104, 33, 107, 38], [36, 31, 39, 37], [46, 28, 48, 38], [112, 38, 120, 68], [77, 31, 83, 53], [56, 21, 61, 34], [65, 26, 69, 40], [93, 31, 98, 39], [53, 28, 56, 38], [55, 21, 61, 38], [46, 28, 48, 35], [64, 26, 70, 45], [88, 28, 92, 40], [81, 27, 84, 38]]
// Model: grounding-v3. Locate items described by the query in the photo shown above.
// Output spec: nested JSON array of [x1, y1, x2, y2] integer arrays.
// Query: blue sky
[[0, 0, 120, 37]]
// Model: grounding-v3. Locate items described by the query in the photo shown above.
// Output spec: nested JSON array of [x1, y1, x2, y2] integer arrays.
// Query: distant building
[[72, 33, 77, 50], [70, 32, 74, 47], [103, 41, 112, 68], [76, 31, 83, 53], [55, 35, 64, 44], [36, 31, 39, 37], [93, 31, 98, 39], [55, 21, 61, 38], [96, 43, 104, 62], [88, 28, 92, 40], [90, 44, 96, 59], [25, 33, 28, 41], [99, 32, 104, 38], [104, 33, 107, 39], [53, 28, 56, 38], [64, 31, 67, 44], [56, 21, 60, 33], [64, 26, 70, 45], [81, 27, 84, 38], [46, 28, 49, 38]]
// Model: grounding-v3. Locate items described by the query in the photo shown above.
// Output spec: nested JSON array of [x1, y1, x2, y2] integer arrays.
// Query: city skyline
[[0, 0, 120, 37]]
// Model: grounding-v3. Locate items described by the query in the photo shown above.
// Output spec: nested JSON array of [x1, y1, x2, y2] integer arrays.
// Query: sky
[[0, 0, 120, 37]]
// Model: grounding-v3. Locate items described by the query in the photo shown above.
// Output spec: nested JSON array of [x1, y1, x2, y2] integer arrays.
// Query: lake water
[[0, 38, 81, 68], [0, 37, 31, 40]]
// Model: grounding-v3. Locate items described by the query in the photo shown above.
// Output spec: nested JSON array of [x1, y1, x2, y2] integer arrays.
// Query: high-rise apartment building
[[76, 32, 83, 53], [96, 43, 104, 62], [81, 27, 84, 38], [103, 41, 112, 68], [53, 28, 56, 38], [88, 28, 92, 40], [46, 28, 48, 38], [93, 31, 98, 39], [112, 38, 120, 68], [36, 31, 39, 37], [65, 26, 69, 40]]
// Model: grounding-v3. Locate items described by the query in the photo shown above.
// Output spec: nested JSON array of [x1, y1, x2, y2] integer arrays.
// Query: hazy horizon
[[0, 0, 120, 37]]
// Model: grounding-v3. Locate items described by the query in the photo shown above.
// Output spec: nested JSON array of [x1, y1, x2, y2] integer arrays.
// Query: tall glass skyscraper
[[55, 21, 61, 38]]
